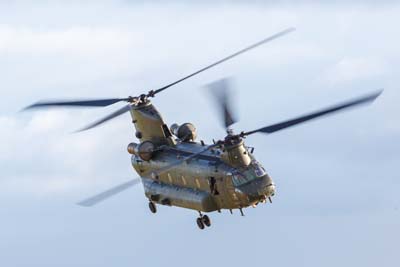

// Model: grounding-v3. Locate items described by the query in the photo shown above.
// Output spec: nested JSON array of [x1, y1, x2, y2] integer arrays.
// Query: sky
[[0, 1, 399, 267]]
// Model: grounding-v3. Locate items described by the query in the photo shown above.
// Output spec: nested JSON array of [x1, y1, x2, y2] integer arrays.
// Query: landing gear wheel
[[149, 202, 157, 214], [196, 217, 205, 230], [202, 215, 211, 227]]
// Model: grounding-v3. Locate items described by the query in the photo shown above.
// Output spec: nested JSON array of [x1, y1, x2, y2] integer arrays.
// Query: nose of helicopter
[[263, 182, 275, 197], [259, 175, 275, 197], [237, 175, 275, 198]]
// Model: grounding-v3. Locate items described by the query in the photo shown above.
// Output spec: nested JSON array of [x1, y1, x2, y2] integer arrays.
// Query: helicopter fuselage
[[129, 99, 275, 213]]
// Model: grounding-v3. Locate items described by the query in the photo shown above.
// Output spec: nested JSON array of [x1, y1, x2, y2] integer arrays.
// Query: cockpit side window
[[232, 172, 251, 187]]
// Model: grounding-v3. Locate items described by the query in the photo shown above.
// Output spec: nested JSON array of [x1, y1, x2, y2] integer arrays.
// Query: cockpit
[[232, 160, 267, 187]]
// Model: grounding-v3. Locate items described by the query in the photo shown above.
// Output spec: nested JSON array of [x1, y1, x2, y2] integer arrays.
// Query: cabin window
[[232, 193, 238, 200]]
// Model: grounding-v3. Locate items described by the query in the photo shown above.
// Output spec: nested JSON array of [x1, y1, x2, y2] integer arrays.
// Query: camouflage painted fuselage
[[129, 100, 275, 213]]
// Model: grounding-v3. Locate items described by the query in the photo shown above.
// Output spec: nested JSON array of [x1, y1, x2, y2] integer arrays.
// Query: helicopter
[[24, 27, 382, 230]]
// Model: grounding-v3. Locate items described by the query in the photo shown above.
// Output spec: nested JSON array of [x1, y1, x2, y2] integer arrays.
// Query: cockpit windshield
[[253, 160, 266, 177], [232, 160, 267, 186]]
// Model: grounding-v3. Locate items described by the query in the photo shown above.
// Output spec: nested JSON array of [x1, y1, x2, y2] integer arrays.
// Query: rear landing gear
[[202, 215, 211, 227], [196, 217, 205, 229], [149, 202, 157, 214], [196, 212, 211, 230]]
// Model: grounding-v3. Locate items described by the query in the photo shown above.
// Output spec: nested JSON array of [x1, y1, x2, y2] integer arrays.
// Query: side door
[[210, 174, 240, 209]]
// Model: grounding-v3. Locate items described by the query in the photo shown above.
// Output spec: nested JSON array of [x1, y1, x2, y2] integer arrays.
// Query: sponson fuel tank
[[141, 178, 218, 212]]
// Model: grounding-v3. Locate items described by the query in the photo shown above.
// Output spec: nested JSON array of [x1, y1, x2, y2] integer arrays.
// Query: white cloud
[[0, 26, 138, 56], [0, 110, 133, 196], [319, 57, 388, 85]]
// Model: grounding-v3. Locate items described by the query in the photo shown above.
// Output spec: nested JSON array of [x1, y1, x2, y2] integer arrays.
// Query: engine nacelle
[[127, 141, 155, 161], [170, 123, 197, 142], [127, 142, 138, 155]]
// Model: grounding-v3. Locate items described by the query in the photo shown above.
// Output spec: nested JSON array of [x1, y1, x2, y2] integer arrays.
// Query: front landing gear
[[196, 212, 211, 230], [149, 201, 157, 214]]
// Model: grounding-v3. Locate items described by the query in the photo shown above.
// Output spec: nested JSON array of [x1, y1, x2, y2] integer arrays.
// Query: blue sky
[[0, 1, 399, 267]]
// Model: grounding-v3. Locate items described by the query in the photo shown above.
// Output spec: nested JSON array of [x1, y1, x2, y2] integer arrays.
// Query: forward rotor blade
[[76, 105, 131, 132], [207, 78, 237, 130], [152, 27, 295, 96], [153, 143, 220, 176], [24, 98, 129, 110], [243, 89, 383, 136], [77, 178, 141, 207]]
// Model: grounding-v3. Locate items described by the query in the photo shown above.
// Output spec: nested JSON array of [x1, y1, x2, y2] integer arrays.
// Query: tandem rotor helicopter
[[25, 28, 382, 230]]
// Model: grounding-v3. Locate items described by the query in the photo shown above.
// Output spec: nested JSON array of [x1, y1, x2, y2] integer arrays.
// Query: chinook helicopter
[[25, 28, 382, 230]]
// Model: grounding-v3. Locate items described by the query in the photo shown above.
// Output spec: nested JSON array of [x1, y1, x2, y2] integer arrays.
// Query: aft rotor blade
[[207, 78, 237, 130], [77, 178, 141, 207], [152, 27, 295, 96], [243, 89, 383, 136], [76, 105, 131, 132], [24, 98, 130, 110], [153, 143, 220, 176]]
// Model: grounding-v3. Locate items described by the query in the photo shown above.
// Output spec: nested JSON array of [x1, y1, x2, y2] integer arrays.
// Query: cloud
[[0, 110, 134, 196], [319, 57, 388, 85], [0, 1, 398, 200], [0, 26, 137, 55]]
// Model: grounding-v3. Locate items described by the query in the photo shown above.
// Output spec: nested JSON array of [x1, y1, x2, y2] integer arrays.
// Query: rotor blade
[[24, 98, 130, 110], [152, 27, 295, 96], [207, 78, 237, 130], [75, 105, 131, 132], [153, 143, 220, 176], [77, 178, 141, 207], [243, 89, 383, 136]]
